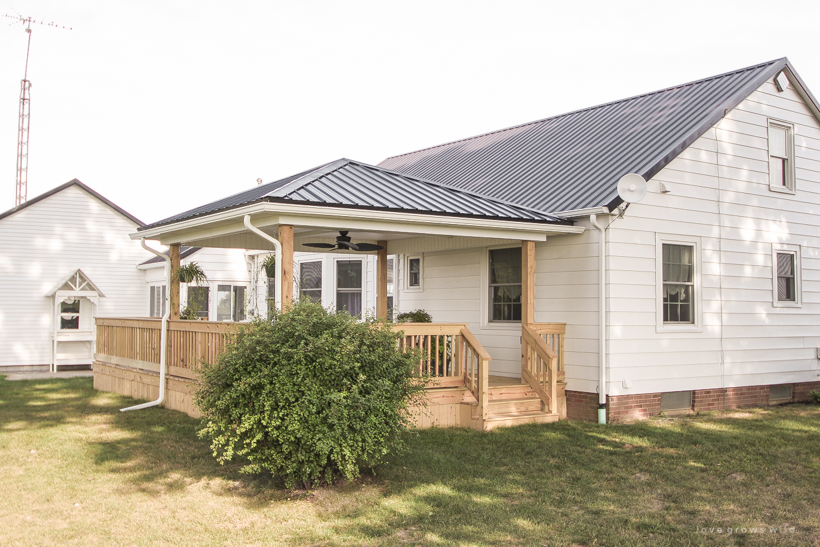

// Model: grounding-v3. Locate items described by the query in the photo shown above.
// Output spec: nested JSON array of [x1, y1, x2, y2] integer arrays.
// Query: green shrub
[[180, 306, 198, 320], [811, 390, 820, 404], [395, 309, 433, 323], [195, 300, 427, 488]]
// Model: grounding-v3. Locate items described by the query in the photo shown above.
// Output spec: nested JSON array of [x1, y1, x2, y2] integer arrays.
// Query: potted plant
[[177, 262, 208, 285], [262, 254, 276, 279]]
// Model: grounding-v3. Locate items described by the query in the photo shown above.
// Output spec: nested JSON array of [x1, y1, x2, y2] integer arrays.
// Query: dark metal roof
[[139, 246, 201, 266], [0, 179, 144, 225], [378, 58, 800, 213], [140, 159, 570, 230]]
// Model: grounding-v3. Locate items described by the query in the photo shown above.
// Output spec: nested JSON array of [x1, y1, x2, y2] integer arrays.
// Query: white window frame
[[480, 243, 523, 330], [59, 298, 82, 330], [405, 255, 423, 291], [655, 234, 703, 333], [767, 119, 796, 194], [334, 257, 364, 316], [297, 259, 323, 303], [772, 243, 801, 308], [215, 284, 248, 322], [149, 285, 167, 318]]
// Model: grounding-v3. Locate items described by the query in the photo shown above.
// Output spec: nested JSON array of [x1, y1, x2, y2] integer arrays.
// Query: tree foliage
[[195, 301, 427, 488]]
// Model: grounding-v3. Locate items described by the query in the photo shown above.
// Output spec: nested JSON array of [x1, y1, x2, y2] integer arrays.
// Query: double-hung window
[[406, 256, 422, 290], [768, 120, 795, 193], [489, 247, 522, 322], [661, 243, 695, 324], [772, 244, 801, 307], [336, 260, 362, 317], [60, 298, 81, 330], [217, 285, 246, 322], [299, 261, 322, 303]]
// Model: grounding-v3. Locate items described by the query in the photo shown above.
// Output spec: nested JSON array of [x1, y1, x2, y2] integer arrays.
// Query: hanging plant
[[177, 262, 208, 285], [262, 254, 276, 278]]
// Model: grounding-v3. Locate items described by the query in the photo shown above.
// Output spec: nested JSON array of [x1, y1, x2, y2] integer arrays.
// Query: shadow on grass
[[0, 375, 282, 507], [296, 407, 820, 546]]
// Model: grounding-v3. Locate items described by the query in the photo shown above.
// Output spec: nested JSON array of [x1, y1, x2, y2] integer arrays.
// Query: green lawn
[[1, 376, 818, 546]]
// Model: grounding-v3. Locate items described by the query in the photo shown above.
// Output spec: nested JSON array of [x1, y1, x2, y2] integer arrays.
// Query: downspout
[[590, 214, 608, 424], [243, 215, 282, 313], [121, 239, 171, 412]]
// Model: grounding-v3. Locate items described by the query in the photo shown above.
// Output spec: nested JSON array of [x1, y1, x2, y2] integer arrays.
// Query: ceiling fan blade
[[354, 243, 384, 252], [302, 243, 336, 249], [337, 241, 360, 251]]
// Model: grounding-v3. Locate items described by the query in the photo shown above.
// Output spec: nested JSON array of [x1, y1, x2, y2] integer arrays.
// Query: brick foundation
[[565, 381, 820, 423]]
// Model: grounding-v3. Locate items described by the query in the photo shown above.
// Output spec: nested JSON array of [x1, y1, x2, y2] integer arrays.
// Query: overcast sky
[[1, 0, 818, 224]]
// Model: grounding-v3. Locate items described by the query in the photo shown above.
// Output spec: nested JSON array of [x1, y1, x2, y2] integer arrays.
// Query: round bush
[[195, 301, 426, 488]]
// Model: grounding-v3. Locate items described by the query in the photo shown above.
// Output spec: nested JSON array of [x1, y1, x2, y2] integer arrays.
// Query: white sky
[[1, 0, 818, 224]]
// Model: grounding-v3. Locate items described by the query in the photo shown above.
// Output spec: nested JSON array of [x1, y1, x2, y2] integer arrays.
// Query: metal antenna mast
[[4, 13, 72, 207]]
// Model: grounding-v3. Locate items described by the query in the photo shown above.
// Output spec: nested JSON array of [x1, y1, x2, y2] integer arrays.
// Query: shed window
[[489, 247, 521, 322], [336, 260, 362, 317], [60, 299, 81, 330], [662, 244, 694, 324], [768, 120, 795, 192], [299, 261, 322, 303]]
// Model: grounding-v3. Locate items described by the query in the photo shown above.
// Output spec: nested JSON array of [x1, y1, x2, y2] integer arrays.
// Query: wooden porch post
[[280, 225, 294, 309], [376, 241, 388, 320], [169, 244, 181, 320], [522, 241, 535, 325]]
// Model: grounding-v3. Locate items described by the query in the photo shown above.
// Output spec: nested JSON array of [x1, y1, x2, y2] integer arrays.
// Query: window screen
[[187, 286, 210, 319], [299, 261, 322, 303], [489, 247, 522, 322], [660, 391, 692, 411], [769, 384, 793, 400]]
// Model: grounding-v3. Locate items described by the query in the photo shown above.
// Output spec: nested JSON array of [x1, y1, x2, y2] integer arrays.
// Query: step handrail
[[521, 323, 558, 414], [460, 326, 491, 422]]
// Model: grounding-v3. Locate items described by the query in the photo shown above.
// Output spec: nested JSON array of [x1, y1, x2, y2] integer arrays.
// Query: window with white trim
[[299, 261, 322, 303], [336, 260, 362, 317], [406, 256, 422, 290], [656, 235, 702, 331], [768, 119, 795, 193], [187, 286, 210, 319], [149, 285, 166, 318], [60, 298, 81, 330], [216, 285, 247, 322], [488, 247, 522, 322], [772, 244, 801, 307]]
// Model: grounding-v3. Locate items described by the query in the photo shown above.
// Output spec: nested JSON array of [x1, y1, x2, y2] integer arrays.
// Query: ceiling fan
[[303, 231, 384, 252]]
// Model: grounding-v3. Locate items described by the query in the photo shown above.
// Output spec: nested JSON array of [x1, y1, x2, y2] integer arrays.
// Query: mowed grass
[[1, 377, 818, 547]]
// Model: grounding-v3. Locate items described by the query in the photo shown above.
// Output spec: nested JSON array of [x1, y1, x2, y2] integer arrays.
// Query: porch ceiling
[[131, 201, 585, 254]]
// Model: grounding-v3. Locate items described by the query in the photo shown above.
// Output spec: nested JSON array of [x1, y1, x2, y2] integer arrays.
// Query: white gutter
[[590, 214, 608, 425], [553, 205, 611, 219], [243, 215, 281, 313], [121, 239, 171, 412]]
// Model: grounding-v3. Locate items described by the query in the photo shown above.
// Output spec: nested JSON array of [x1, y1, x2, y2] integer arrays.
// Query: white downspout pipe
[[120, 239, 171, 412], [590, 214, 607, 424], [243, 215, 282, 313]]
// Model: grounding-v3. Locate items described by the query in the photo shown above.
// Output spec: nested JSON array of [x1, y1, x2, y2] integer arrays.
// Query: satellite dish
[[617, 173, 647, 203]]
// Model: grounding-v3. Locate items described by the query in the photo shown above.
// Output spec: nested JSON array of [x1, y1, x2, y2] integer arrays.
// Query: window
[[187, 286, 210, 319], [661, 243, 695, 324], [770, 384, 793, 401], [336, 260, 362, 317], [149, 285, 166, 317], [217, 285, 247, 322], [266, 275, 275, 316], [299, 261, 322, 303], [407, 256, 422, 289], [660, 391, 692, 411], [387, 257, 394, 320], [768, 120, 795, 193], [60, 298, 81, 330], [489, 247, 521, 322], [772, 244, 801, 307], [656, 235, 702, 331]]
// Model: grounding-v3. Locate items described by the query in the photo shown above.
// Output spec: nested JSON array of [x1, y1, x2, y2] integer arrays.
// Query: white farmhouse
[[99, 57, 820, 425]]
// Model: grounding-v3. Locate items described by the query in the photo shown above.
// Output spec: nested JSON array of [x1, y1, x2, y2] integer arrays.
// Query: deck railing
[[521, 322, 564, 414], [95, 318, 237, 379], [393, 323, 491, 421]]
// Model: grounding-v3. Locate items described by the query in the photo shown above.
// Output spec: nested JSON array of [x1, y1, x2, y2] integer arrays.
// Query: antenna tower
[[4, 13, 72, 207]]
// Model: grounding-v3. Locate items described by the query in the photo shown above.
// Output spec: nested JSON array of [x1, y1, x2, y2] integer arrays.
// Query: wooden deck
[[92, 318, 566, 430]]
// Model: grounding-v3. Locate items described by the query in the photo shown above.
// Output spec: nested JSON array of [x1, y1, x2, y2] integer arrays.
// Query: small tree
[[195, 300, 427, 488]]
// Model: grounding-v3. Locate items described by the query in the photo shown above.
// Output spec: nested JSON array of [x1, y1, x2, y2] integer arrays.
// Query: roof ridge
[[382, 58, 785, 163]]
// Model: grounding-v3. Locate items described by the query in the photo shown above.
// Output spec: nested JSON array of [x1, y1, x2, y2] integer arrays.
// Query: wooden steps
[[475, 384, 558, 430]]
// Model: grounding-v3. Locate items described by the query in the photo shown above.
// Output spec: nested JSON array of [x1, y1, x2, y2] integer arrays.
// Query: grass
[[1, 376, 818, 547]]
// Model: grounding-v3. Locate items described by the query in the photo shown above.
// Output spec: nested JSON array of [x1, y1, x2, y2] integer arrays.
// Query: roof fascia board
[[782, 61, 820, 125], [134, 201, 584, 245]]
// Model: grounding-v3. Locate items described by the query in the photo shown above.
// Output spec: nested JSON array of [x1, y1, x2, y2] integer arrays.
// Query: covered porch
[[94, 159, 583, 429]]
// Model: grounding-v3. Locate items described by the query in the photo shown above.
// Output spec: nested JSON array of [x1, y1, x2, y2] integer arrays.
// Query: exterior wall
[[0, 185, 150, 367], [604, 74, 820, 401]]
